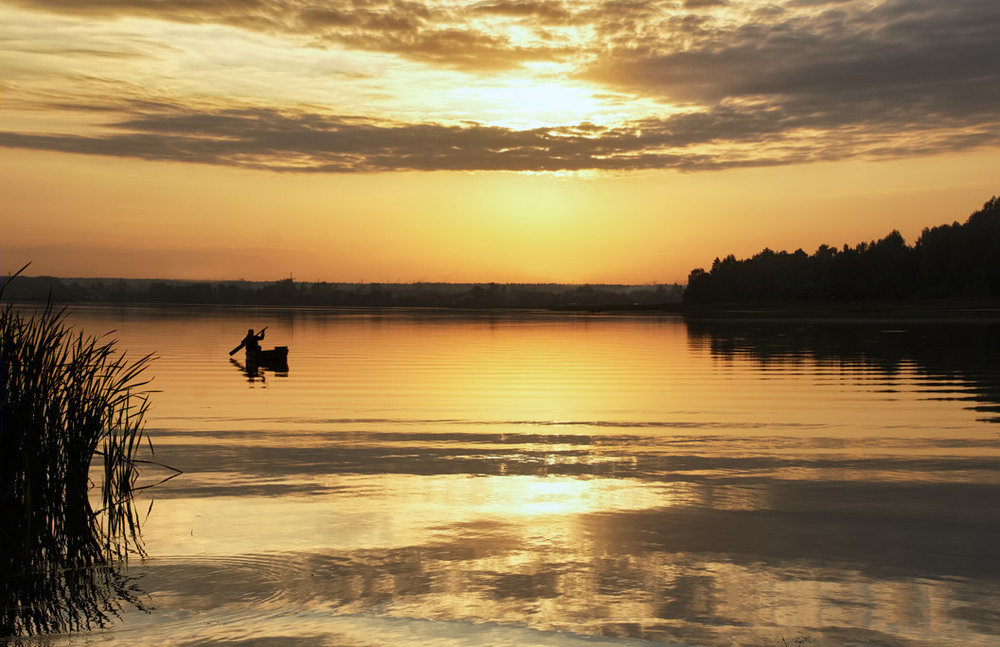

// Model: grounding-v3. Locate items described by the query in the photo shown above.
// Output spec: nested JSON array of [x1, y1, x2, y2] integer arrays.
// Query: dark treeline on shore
[[684, 196, 1000, 305], [0, 277, 683, 310], [8, 196, 998, 312]]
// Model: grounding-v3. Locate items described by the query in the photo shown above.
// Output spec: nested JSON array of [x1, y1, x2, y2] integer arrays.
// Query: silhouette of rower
[[230, 327, 266, 356]]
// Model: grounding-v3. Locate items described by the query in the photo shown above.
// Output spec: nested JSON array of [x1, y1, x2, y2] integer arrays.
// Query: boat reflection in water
[[229, 350, 289, 383]]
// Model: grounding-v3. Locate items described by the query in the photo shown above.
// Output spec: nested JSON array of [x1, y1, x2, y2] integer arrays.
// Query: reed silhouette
[[0, 267, 177, 636]]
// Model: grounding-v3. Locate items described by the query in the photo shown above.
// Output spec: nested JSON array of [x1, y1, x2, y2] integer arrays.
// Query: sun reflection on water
[[31, 307, 1000, 647]]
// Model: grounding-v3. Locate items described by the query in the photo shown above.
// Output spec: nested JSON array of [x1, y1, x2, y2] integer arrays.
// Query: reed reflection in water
[[0, 302, 168, 639], [17, 306, 1000, 647]]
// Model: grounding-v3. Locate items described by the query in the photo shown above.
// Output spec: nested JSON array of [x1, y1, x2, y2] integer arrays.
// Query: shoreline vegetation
[[684, 196, 1000, 308], [2, 195, 997, 317], [0, 269, 178, 636], [0, 279, 685, 311]]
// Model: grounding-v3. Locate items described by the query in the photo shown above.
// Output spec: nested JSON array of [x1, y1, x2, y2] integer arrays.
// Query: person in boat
[[238, 328, 265, 354]]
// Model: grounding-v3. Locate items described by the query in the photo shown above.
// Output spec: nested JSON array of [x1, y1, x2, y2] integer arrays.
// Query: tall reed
[[1, 271, 157, 636]]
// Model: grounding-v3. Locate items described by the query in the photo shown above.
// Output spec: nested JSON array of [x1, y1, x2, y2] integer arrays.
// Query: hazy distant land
[[4, 196, 999, 314], [0, 277, 684, 311]]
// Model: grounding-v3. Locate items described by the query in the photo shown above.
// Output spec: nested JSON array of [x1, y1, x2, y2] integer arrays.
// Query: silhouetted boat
[[247, 346, 289, 365]]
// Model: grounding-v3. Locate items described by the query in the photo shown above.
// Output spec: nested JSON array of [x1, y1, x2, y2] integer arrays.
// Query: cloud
[[4, 0, 999, 171], [472, 0, 575, 21], [2, 98, 997, 173], [679, 0, 729, 8], [6, 0, 573, 71], [12, 0, 1000, 95], [582, 0, 1000, 130]]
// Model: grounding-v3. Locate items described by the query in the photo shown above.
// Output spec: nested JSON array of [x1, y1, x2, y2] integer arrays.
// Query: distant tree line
[[684, 196, 1000, 304], [0, 277, 683, 310]]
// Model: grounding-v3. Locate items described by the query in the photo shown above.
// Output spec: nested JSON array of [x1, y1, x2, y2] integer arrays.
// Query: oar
[[229, 326, 267, 356]]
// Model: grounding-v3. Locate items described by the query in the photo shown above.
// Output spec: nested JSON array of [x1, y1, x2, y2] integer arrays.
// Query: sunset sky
[[2, 0, 999, 283]]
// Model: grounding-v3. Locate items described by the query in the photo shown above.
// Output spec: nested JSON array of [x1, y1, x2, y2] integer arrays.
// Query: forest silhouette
[[4, 197, 999, 310], [684, 196, 1000, 305]]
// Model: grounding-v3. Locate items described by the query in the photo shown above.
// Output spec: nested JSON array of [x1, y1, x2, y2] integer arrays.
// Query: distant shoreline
[[0, 275, 684, 311], [548, 300, 1000, 323], [5, 273, 1000, 320], [7, 294, 1000, 321], [675, 297, 1000, 321]]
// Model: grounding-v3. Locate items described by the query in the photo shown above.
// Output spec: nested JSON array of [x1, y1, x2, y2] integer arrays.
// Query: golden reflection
[[140, 474, 675, 556], [96, 311, 998, 445], [36, 308, 1000, 647]]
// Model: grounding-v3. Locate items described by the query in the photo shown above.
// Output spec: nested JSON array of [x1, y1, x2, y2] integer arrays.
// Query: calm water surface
[[16, 306, 1000, 646]]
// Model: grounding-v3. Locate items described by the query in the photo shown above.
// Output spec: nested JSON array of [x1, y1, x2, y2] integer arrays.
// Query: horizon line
[[2, 274, 685, 288]]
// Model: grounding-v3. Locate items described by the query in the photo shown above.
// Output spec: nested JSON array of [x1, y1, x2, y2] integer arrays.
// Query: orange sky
[[2, 0, 999, 283]]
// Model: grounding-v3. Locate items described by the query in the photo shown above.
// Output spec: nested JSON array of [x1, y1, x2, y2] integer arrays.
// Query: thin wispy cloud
[[6, 0, 573, 70]]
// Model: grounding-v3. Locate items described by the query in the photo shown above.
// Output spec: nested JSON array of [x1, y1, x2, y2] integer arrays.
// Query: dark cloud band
[[2, 101, 997, 173]]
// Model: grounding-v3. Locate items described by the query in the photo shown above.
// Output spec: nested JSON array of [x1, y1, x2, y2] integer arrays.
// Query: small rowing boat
[[247, 346, 289, 364]]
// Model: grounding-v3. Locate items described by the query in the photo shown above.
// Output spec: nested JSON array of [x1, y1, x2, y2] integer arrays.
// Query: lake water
[[10, 305, 1000, 646]]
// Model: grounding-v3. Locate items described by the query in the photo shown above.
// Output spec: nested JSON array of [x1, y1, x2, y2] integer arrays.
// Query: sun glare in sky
[[1, 0, 999, 281]]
